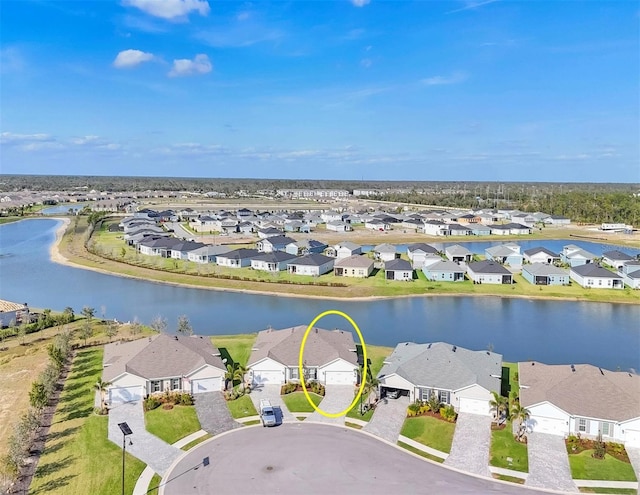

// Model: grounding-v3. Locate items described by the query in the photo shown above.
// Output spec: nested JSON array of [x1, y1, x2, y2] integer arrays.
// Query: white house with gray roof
[[377, 342, 503, 416], [466, 260, 513, 284], [522, 263, 569, 286], [247, 326, 359, 386], [570, 264, 624, 289], [519, 361, 640, 446], [250, 251, 298, 272], [445, 244, 473, 263], [102, 334, 227, 404], [334, 255, 374, 278], [287, 253, 335, 276]]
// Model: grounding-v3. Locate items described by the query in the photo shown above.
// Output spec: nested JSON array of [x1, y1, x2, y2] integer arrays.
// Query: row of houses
[[102, 328, 640, 448]]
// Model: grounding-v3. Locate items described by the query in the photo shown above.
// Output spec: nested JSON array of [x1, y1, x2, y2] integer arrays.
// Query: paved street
[[307, 385, 354, 425], [249, 384, 297, 423], [525, 432, 577, 492], [363, 395, 409, 443], [445, 413, 492, 477], [194, 392, 241, 435]]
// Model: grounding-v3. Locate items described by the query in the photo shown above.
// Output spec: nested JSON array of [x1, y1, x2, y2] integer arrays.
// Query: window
[[290, 367, 299, 380], [151, 380, 162, 393], [438, 390, 450, 404], [601, 422, 611, 436], [171, 378, 181, 390], [578, 418, 587, 432], [420, 388, 432, 401], [304, 368, 317, 380]]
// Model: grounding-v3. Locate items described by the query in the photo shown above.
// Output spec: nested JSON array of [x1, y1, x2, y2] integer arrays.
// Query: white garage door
[[109, 386, 143, 404], [531, 416, 566, 435], [324, 371, 354, 385], [459, 397, 491, 416], [191, 377, 220, 394], [252, 370, 283, 385], [625, 430, 640, 448]]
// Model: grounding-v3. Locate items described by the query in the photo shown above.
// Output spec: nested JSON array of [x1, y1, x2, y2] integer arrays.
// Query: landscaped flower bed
[[281, 381, 325, 396], [406, 400, 457, 423], [565, 435, 630, 463]]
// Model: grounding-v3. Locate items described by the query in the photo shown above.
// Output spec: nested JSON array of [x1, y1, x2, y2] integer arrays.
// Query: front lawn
[[346, 391, 376, 422], [211, 334, 257, 368], [30, 348, 146, 495], [490, 422, 528, 472], [226, 394, 258, 418], [400, 415, 456, 454], [569, 451, 637, 481], [282, 392, 323, 413], [145, 405, 201, 445]]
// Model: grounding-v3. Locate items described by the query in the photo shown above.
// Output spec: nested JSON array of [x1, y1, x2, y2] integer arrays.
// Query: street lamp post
[[118, 422, 133, 495]]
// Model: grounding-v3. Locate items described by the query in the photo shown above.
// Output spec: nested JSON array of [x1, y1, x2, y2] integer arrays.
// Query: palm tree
[[234, 365, 249, 391], [94, 378, 112, 413], [510, 401, 531, 439], [364, 375, 381, 406], [224, 363, 236, 391], [489, 391, 509, 422]]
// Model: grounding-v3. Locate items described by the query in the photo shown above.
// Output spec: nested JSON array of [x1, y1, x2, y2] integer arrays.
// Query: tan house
[[334, 255, 374, 278]]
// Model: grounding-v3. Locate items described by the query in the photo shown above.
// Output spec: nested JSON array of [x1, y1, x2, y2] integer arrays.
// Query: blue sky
[[1, 0, 638, 182]]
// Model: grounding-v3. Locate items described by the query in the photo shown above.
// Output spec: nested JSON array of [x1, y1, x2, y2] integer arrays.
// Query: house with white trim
[[0, 300, 29, 327], [384, 259, 414, 281], [422, 260, 466, 282], [287, 253, 335, 276], [334, 255, 374, 278], [377, 342, 502, 416], [466, 260, 513, 284], [445, 244, 473, 264], [250, 251, 298, 272], [216, 248, 260, 268], [602, 250, 635, 271], [570, 264, 624, 289], [522, 263, 569, 286], [622, 261, 640, 289], [561, 244, 596, 267], [524, 247, 560, 265]]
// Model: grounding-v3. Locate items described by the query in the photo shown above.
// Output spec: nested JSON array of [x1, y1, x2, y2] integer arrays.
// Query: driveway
[[194, 392, 241, 435], [627, 446, 640, 483], [308, 385, 354, 425], [108, 401, 182, 476], [525, 432, 577, 492], [363, 395, 409, 443], [249, 384, 296, 424], [445, 413, 492, 477]]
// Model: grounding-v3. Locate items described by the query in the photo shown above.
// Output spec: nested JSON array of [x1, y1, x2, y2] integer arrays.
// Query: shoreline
[[42, 217, 640, 305]]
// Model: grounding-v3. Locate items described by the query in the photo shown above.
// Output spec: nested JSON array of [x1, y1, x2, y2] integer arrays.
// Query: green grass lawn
[[281, 391, 323, 413], [397, 441, 445, 463], [226, 394, 258, 418], [569, 451, 637, 481], [502, 362, 519, 397], [211, 333, 257, 368], [30, 348, 146, 495], [490, 422, 528, 472], [345, 391, 376, 422], [147, 473, 162, 495], [181, 433, 212, 451], [362, 344, 393, 377], [400, 416, 456, 454], [145, 405, 201, 445], [578, 489, 638, 494]]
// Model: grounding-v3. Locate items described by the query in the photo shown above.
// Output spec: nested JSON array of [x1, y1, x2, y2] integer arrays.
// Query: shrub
[[178, 393, 194, 406], [281, 382, 298, 395], [593, 440, 606, 459], [440, 405, 457, 423], [408, 401, 422, 415], [144, 396, 160, 411]]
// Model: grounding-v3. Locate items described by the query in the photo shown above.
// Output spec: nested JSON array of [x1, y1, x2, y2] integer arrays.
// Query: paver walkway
[[249, 384, 297, 424], [525, 432, 577, 492], [308, 385, 354, 425], [194, 391, 241, 435], [108, 401, 182, 476], [363, 396, 409, 443], [445, 413, 492, 477]]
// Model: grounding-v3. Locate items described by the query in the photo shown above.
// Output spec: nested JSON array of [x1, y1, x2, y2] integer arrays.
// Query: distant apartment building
[[276, 189, 349, 199]]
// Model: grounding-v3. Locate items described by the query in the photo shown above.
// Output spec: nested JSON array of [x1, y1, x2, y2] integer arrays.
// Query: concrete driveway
[[308, 385, 354, 425], [249, 384, 296, 423], [108, 401, 182, 476], [194, 392, 241, 435], [627, 446, 640, 482], [160, 423, 555, 495], [525, 432, 577, 492], [363, 395, 409, 443], [445, 413, 492, 477]]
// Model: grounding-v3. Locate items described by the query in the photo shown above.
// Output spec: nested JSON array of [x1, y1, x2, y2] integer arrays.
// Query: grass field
[[226, 395, 258, 418], [180, 433, 212, 451], [281, 392, 323, 413], [397, 441, 445, 463], [490, 422, 528, 472], [145, 406, 201, 445], [568, 451, 637, 481], [211, 333, 258, 368], [400, 416, 456, 454], [30, 348, 146, 495]]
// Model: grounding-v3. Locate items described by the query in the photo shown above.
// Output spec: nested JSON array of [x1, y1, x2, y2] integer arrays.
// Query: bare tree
[[177, 315, 193, 336], [80, 319, 93, 347], [150, 315, 168, 334], [130, 317, 142, 337], [105, 321, 118, 342]]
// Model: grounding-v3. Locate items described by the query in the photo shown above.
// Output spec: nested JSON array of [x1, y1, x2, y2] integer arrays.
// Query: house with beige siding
[[334, 255, 374, 278]]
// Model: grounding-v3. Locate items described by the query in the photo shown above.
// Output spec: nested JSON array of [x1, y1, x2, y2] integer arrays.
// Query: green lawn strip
[[346, 395, 375, 422], [501, 361, 519, 397], [146, 473, 162, 495], [226, 394, 258, 418], [489, 423, 528, 472], [397, 441, 445, 463], [145, 405, 201, 445], [362, 344, 393, 377], [578, 489, 639, 494], [493, 474, 525, 484], [180, 433, 213, 451], [400, 416, 456, 454], [569, 451, 637, 481], [30, 348, 146, 495], [281, 391, 323, 413], [210, 334, 257, 367], [243, 420, 261, 426], [345, 422, 363, 430]]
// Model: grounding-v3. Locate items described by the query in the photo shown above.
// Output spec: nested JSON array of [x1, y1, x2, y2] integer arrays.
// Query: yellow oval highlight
[[299, 310, 367, 418]]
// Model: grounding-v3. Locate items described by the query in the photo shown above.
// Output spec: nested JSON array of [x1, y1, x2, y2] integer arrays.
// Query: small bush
[[281, 382, 298, 395], [440, 405, 457, 423], [144, 396, 161, 411], [178, 393, 194, 406]]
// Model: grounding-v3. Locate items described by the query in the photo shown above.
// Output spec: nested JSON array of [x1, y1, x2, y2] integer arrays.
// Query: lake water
[[41, 204, 86, 215], [0, 219, 638, 371]]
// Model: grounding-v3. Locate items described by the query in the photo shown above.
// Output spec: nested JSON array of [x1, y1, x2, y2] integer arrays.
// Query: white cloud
[[70, 135, 100, 145], [360, 58, 372, 68], [113, 49, 155, 68], [446, 0, 500, 14], [122, 0, 210, 20], [1, 132, 54, 144], [421, 71, 468, 86], [168, 54, 212, 77], [351, 0, 371, 7]]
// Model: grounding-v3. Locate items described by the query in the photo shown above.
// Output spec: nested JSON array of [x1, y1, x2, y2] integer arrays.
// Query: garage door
[[459, 397, 491, 416], [191, 377, 220, 394], [252, 371, 282, 385], [324, 371, 354, 385], [109, 386, 143, 404], [531, 416, 566, 435], [625, 430, 640, 448]]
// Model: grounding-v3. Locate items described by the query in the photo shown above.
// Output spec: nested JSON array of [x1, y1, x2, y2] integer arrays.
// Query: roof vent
[[599, 367, 604, 375], [427, 343, 431, 349], [486, 351, 490, 355], [315, 328, 318, 333], [452, 345, 457, 352], [174, 335, 179, 341], [570, 364, 575, 372]]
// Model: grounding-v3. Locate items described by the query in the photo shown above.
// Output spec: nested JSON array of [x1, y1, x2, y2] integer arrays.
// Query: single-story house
[[0, 300, 29, 327], [522, 263, 569, 286], [287, 253, 335, 276], [257, 235, 296, 253], [216, 248, 260, 268], [543, 215, 571, 226], [485, 244, 523, 267], [422, 260, 466, 282], [524, 247, 560, 265], [377, 342, 502, 416], [334, 241, 362, 259], [448, 223, 472, 236], [364, 219, 391, 231], [622, 261, 640, 289], [248, 326, 359, 386], [237, 221, 254, 234], [570, 264, 624, 289], [138, 237, 182, 257], [423, 220, 449, 236], [519, 361, 640, 446], [469, 224, 492, 236], [250, 251, 298, 272], [326, 221, 352, 232], [373, 243, 399, 262], [444, 244, 473, 264], [602, 250, 635, 271], [334, 255, 374, 278], [103, 334, 227, 404], [490, 223, 532, 235], [407, 243, 439, 266], [257, 227, 283, 239], [285, 239, 328, 256], [187, 245, 230, 264], [170, 241, 205, 260], [466, 260, 513, 284], [384, 259, 414, 281], [561, 245, 596, 267]]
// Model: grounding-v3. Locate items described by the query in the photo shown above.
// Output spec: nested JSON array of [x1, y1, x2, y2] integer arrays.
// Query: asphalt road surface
[[159, 423, 554, 495]]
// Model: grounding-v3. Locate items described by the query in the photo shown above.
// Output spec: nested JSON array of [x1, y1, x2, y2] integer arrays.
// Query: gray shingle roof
[[334, 255, 374, 269], [603, 250, 634, 261], [288, 253, 333, 266], [374, 243, 397, 253], [571, 264, 623, 279], [385, 259, 413, 271], [523, 247, 559, 258], [523, 263, 569, 276], [519, 362, 640, 422], [467, 260, 511, 275], [248, 326, 358, 367], [445, 244, 472, 256], [335, 241, 361, 251], [422, 260, 465, 273], [251, 251, 298, 263], [407, 243, 439, 255], [486, 245, 520, 257], [378, 342, 502, 393], [218, 248, 260, 260]]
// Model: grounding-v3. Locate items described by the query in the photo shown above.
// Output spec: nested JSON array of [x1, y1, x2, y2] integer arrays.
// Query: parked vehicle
[[386, 389, 400, 399], [260, 399, 276, 427]]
